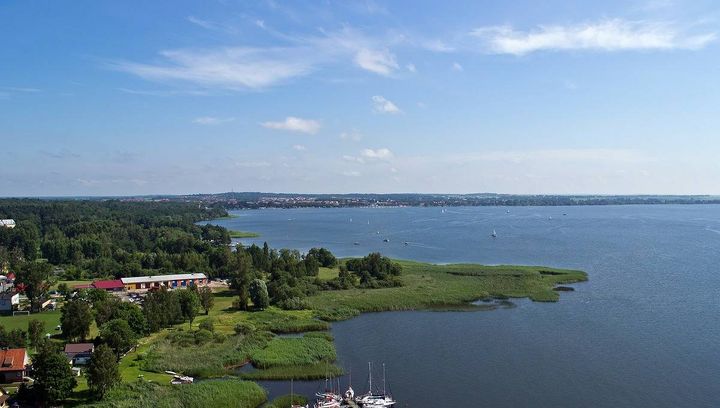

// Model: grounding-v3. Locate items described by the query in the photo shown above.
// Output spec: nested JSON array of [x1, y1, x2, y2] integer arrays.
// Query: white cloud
[[354, 48, 399, 76], [372, 95, 401, 114], [111, 47, 315, 90], [340, 130, 363, 142], [342, 154, 365, 164], [406, 63, 417, 72], [452, 62, 463, 71], [261, 116, 321, 134], [470, 19, 716, 55], [292, 144, 307, 151], [361, 148, 394, 160], [342, 170, 362, 177], [192, 116, 235, 125]]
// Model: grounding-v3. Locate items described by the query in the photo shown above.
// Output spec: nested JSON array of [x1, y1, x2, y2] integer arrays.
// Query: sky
[[2, 0, 720, 196]]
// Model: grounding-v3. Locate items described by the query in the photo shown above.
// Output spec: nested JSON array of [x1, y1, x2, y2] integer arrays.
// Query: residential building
[[64, 343, 94, 365], [0, 349, 28, 383], [121, 273, 207, 291], [88, 279, 124, 292]]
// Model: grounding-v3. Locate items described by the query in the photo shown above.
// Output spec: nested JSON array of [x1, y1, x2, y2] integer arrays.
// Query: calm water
[[211, 205, 720, 407]]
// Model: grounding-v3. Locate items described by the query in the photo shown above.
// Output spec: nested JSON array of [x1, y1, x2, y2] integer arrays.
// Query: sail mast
[[383, 363, 386, 395], [368, 362, 372, 394]]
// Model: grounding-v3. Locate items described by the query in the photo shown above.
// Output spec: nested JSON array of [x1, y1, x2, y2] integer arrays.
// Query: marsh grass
[[307, 260, 587, 313], [249, 335, 336, 369], [78, 378, 266, 408]]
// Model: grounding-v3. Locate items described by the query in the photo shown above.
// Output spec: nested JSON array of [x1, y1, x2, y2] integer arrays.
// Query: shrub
[[234, 322, 256, 336], [198, 319, 214, 332]]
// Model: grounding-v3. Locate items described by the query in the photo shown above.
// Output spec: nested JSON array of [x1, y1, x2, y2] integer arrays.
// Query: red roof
[[0, 348, 27, 372], [92, 280, 124, 289], [6, 272, 15, 280]]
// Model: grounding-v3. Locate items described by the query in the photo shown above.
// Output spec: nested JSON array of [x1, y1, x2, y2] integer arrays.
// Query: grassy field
[[317, 266, 339, 281], [77, 378, 266, 408], [307, 260, 587, 315], [228, 230, 260, 238], [0, 309, 61, 332]]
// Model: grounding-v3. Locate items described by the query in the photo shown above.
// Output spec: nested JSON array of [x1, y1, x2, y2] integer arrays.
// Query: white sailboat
[[491, 229, 497, 238], [356, 362, 396, 407]]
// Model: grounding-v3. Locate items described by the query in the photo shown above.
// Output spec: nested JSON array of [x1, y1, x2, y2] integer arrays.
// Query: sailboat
[[491, 229, 497, 238], [355, 362, 396, 407]]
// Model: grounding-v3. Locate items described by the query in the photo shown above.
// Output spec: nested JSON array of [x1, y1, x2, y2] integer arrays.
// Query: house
[[89, 279, 124, 292], [121, 273, 207, 292], [0, 292, 19, 313], [0, 349, 28, 383], [64, 343, 94, 365], [0, 220, 15, 229]]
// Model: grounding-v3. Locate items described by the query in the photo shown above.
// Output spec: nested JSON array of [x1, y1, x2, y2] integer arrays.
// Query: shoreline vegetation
[[78, 259, 585, 407], [228, 230, 260, 238]]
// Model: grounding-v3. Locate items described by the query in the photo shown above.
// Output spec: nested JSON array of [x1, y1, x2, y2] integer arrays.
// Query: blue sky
[[2, 0, 720, 196]]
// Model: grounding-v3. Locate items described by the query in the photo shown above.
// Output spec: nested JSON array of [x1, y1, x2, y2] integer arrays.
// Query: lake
[[211, 205, 720, 407]]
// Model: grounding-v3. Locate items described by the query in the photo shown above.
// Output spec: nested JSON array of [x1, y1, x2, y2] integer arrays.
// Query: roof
[[0, 219, 15, 226], [121, 273, 207, 285], [0, 349, 26, 372], [64, 343, 95, 354], [91, 280, 124, 289]]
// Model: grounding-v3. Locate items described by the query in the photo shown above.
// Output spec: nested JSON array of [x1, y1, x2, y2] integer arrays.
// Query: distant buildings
[[0, 349, 28, 383], [0, 220, 15, 229]]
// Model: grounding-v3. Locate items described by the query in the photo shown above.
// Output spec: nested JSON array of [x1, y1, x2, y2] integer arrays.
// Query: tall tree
[[249, 279, 270, 310], [230, 251, 253, 310], [31, 343, 77, 405], [197, 286, 214, 315], [60, 299, 92, 341], [100, 319, 137, 360], [177, 289, 200, 326], [27, 319, 45, 349], [86, 344, 120, 400], [16, 260, 52, 312]]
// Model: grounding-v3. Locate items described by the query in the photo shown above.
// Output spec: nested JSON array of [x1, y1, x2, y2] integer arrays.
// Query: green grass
[[307, 260, 587, 315], [317, 266, 340, 281], [228, 230, 260, 238], [0, 309, 61, 332], [266, 394, 309, 408], [248, 335, 336, 369], [52, 280, 93, 290], [240, 362, 343, 381], [76, 378, 266, 408]]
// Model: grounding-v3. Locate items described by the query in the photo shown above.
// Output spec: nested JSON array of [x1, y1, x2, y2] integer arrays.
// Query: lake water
[[211, 205, 720, 407]]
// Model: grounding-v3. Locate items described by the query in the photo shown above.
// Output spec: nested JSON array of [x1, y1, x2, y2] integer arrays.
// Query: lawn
[[0, 309, 61, 332], [228, 230, 260, 238], [317, 266, 340, 281]]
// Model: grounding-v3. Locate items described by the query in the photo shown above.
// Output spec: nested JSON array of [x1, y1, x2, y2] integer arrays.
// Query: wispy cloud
[[469, 19, 716, 55], [361, 147, 394, 160], [292, 144, 307, 151], [192, 116, 235, 125], [111, 47, 315, 90], [372, 95, 401, 114], [452, 62, 463, 71], [406, 63, 417, 73], [354, 48, 398, 76], [261, 116, 321, 134], [340, 130, 363, 141]]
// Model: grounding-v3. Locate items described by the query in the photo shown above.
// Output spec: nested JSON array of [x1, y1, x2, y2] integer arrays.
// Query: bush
[[193, 329, 213, 345], [198, 319, 214, 332], [276, 297, 310, 310], [234, 322, 256, 336]]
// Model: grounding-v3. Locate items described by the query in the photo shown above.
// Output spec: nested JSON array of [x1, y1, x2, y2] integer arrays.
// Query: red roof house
[[0, 348, 28, 383], [91, 280, 124, 291]]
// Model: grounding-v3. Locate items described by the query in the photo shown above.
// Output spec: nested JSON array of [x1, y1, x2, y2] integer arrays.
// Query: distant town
[[119, 192, 720, 209]]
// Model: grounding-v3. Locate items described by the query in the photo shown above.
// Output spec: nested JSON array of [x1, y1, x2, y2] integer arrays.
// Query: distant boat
[[491, 229, 497, 238], [383, 238, 390, 242], [506, 209, 510, 213], [353, 242, 360, 246], [403, 242, 409, 246], [350, 218, 352, 223]]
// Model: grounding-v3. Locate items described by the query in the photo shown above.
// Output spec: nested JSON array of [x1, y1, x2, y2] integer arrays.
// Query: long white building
[[120, 273, 207, 291], [0, 219, 16, 229]]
